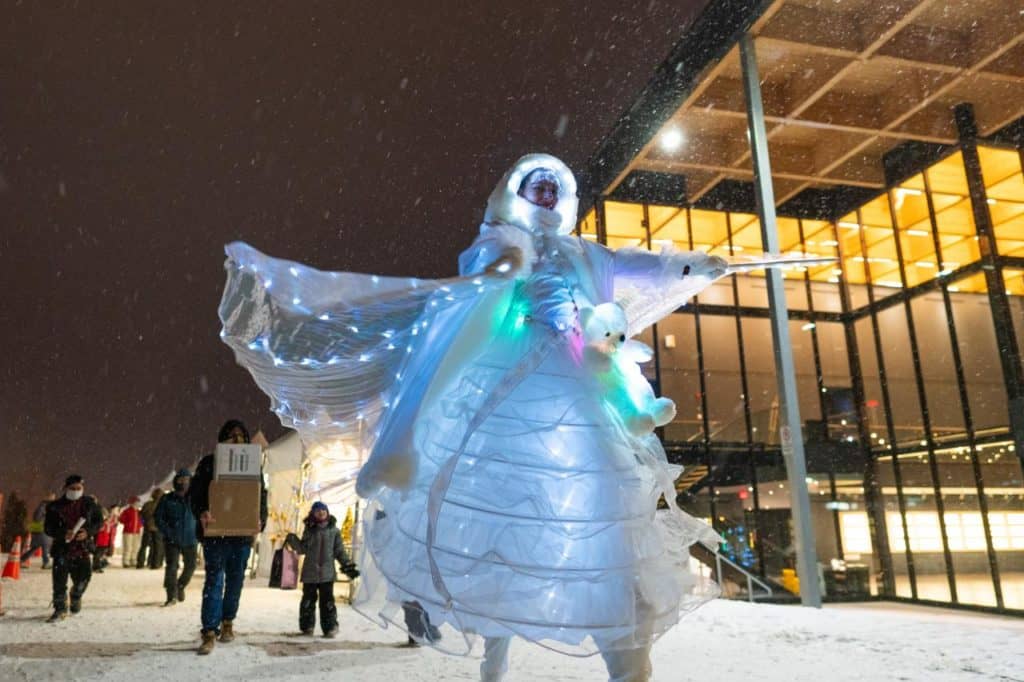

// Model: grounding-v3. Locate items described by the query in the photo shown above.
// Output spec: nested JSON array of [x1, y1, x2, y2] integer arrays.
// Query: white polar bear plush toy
[[580, 302, 677, 437]]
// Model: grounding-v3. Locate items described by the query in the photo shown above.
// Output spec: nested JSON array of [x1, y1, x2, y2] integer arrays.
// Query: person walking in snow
[[190, 420, 267, 655], [284, 501, 359, 638], [23, 493, 56, 569], [138, 488, 165, 569], [92, 505, 118, 572], [44, 475, 103, 621], [119, 497, 143, 567], [155, 469, 199, 607]]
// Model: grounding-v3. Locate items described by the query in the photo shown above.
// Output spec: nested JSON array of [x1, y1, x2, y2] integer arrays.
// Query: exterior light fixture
[[660, 128, 684, 152]]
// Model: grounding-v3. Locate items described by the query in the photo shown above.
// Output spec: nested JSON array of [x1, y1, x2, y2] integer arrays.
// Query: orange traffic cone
[[2, 537, 22, 580]]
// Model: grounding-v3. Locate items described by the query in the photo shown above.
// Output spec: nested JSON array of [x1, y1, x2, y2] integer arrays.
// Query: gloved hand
[[341, 562, 360, 579]]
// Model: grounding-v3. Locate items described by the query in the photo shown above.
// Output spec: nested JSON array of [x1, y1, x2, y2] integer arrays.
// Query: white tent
[[256, 430, 306, 578], [300, 433, 367, 561]]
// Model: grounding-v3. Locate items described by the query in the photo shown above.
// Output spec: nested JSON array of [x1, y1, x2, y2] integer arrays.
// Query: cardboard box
[[214, 443, 262, 479], [204, 478, 261, 536]]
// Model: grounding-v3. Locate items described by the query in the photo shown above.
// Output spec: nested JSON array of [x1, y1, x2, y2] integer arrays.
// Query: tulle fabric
[[353, 306, 720, 656]]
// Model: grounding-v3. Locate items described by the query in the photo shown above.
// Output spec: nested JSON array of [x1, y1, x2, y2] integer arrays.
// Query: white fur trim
[[483, 154, 579, 236]]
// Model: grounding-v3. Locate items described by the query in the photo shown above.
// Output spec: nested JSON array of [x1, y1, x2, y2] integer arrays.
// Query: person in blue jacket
[[155, 468, 198, 607]]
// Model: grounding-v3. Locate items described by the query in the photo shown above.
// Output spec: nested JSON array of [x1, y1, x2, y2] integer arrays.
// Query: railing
[[691, 541, 774, 603], [714, 548, 773, 602]]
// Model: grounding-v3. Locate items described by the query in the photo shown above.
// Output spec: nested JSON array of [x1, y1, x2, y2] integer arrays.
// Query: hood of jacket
[[482, 153, 578, 237]]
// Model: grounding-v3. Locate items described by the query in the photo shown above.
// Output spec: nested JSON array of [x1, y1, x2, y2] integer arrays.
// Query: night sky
[[2, 2, 706, 506]]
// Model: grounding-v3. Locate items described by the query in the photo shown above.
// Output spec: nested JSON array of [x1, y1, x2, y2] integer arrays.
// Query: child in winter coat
[[284, 501, 359, 637]]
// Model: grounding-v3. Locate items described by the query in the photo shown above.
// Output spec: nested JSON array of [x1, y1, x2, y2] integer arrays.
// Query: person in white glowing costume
[[219, 154, 818, 681]]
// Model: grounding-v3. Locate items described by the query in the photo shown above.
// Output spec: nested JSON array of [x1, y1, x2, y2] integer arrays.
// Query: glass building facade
[[578, 0, 1024, 612], [581, 146, 1024, 612]]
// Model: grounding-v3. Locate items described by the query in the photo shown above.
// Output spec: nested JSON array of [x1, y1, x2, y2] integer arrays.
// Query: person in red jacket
[[119, 497, 143, 568], [92, 506, 118, 572]]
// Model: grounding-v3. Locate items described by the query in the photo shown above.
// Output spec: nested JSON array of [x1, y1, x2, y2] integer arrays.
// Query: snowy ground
[[1, 564, 1022, 681]]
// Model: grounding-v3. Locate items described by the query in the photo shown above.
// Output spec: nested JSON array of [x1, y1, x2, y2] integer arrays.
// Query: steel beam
[[740, 34, 822, 607]]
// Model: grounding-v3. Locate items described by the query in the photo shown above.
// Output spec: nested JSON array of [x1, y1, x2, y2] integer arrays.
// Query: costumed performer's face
[[518, 169, 560, 210]]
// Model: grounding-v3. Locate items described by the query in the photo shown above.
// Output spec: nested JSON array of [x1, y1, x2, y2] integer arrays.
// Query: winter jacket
[[189, 453, 267, 540], [141, 494, 163, 532], [28, 501, 47, 534], [44, 495, 103, 558], [119, 506, 143, 534], [95, 515, 117, 548], [154, 492, 198, 547], [284, 516, 355, 584]]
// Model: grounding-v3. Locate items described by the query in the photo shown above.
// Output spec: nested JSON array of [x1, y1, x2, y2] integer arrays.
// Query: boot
[[46, 608, 68, 623], [324, 626, 338, 638], [69, 597, 82, 614], [177, 584, 186, 602], [219, 620, 235, 642], [301, 628, 314, 636], [162, 595, 177, 607], [197, 630, 217, 655]]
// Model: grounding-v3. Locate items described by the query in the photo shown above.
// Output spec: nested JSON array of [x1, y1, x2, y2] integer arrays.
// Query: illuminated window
[[839, 512, 873, 554], [978, 146, 1024, 257]]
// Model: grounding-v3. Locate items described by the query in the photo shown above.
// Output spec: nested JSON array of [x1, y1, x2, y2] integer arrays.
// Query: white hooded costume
[[218, 154, 739, 679]]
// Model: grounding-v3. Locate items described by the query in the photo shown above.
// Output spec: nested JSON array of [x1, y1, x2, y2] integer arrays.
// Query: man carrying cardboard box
[[189, 420, 267, 655]]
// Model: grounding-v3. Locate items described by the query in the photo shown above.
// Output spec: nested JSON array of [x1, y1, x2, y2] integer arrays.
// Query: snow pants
[[299, 581, 337, 634], [138, 529, 164, 569], [122, 532, 140, 567], [164, 542, 197, 600], [51, 553, 91, 611], [200, 536, 251, 633]]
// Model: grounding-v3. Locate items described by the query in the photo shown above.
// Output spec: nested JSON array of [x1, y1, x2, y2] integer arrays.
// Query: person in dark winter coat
[[43, 475, 103, 621], [190, 419, 268, 655], [155, 469, 198, 607], [284, 501, 359, 637], [137, 488, 166, 569], [1, 491, 29, 552]]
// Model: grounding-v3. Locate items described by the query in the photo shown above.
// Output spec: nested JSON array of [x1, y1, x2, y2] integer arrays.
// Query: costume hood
[[483, 153, 578, 236]]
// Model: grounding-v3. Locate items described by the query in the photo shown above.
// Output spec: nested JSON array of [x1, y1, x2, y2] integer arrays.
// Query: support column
[[739, 34, 821, 607], [954, 103, 1024, 461]]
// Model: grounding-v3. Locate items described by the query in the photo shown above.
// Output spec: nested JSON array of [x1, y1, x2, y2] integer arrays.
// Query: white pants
[[122, 533, 141, 567], [480, 637, 512, 682], [479, 636, 652, 682], [600, 646, 653, 682]]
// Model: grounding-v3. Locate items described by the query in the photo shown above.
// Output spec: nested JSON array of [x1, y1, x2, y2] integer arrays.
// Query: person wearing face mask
[[189, 420, 268, 655], [43, 475, 103, 622], [155, 469, 198, 607]]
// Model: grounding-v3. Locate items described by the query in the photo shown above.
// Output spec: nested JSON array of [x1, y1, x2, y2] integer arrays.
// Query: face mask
[[65, 489, 83, 501]]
